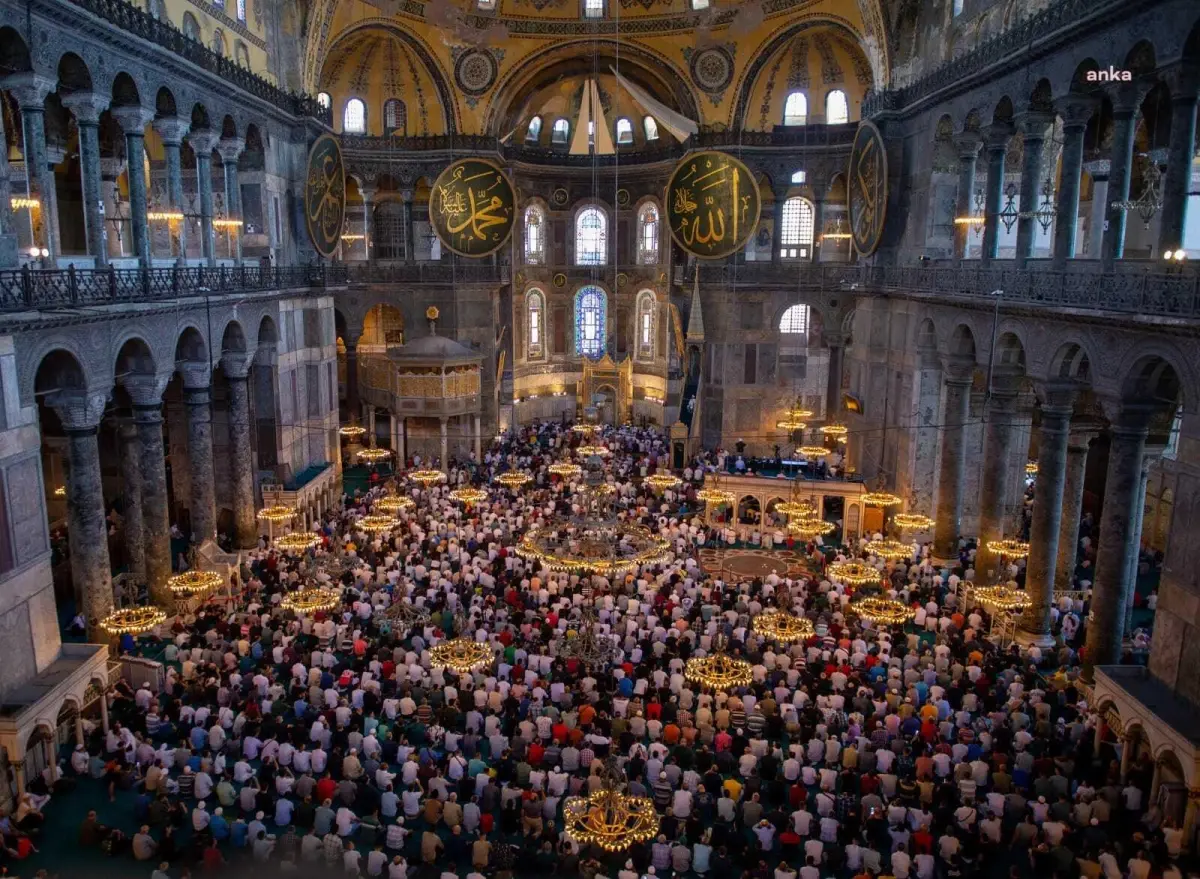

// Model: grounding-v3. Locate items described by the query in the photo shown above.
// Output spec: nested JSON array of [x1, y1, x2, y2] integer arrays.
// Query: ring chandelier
[[166, 570, 223, 596], [754, 609, 815, 642], [827, 560, 881, 586]]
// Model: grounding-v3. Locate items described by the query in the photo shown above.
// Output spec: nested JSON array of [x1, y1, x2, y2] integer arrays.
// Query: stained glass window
[[637, 291, 655, 359], [575, 286, 606, 357], [575, 207, 607, 266], [527, 289, 545, 358], [637, 203, 658, 265], [524, 205, 545, 265]]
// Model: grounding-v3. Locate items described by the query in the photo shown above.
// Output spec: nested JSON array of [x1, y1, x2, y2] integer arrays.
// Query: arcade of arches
[[0, 0, 1198, 876]]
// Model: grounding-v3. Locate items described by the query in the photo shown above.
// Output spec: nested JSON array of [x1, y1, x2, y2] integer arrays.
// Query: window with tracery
[[779, 304, 810, 335], [779, 197, 814, 260], [575, 207, 607, 266], [527, 289, 545, 359], [826, 89, 849, 124], [384, 99, 406, 134], [524, 205, 545, 265], [636, 291, 656, 360], [575, 286, 607, 357], [343, 98, 366, 134], [637, 203, 659, 265]]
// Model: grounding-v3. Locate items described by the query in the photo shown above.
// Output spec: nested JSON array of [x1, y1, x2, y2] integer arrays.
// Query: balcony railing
[[685, 261, 1200, 318], [0, 264, 347, 312]]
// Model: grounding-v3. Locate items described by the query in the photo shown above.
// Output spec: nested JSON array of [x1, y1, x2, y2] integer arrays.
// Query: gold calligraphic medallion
[[304, 134, 346, 259], [847, 120, 888, 257], [665, 151, 760, 260], [429, 158, 516, 258]]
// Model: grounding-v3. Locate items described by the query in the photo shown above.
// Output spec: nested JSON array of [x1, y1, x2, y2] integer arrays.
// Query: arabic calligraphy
[[665, 151, 760, 259], [429, 159, 516, 258], [847, 120, 888, 257], [304, 134, 346, 259]]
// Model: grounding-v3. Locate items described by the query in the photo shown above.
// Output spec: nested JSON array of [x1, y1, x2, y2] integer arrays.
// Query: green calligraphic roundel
[[304, 133, 346, 259], [847, 120, 888, 257], [429, 158, 517, 258], [665, 151, 761, 260]]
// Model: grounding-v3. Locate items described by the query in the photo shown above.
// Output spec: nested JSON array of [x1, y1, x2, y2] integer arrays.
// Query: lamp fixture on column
[[819, 217, 852, 243], [953, 188, 986, 234], [1110, 156, 1163, 229], [999, 183, 1019, 233]]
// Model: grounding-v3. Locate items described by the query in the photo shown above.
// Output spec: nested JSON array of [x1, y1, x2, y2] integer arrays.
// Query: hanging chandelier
[[787, 516, 835, 539], [339, 424, 367, 439], [892, 512, 935, 531], [559, 607, 618, 669], [576, 444, 610, 457], [797, 445, 829, 457], [827, 560, 881, 586], [429, 633, 494, 673], [819, 423, 849, 440], [275, 532, 320, 553], [696, 472, 736, 506], [493, 471, 533, 489], [645, 473, 681, 491], [281, 587, 341, 615], [954, 187, 986, 234], [165, 570, 223, 597], [684, 637, 753, 690], [1025, 461, 1039, 476], [549, 462, 582, 479], [862, 489, 903, 507], [850, 595, 913, 626], [374, 494, 415, 514], [99, 605, 167, 635], [864, 538, 911, 560], [819, 216, 852, 243], [358, 447, 392, 464], [571, 423, 601, 435], [972, 584, 1032, 612], [1111, 157, 1163, 229], [562, 760, 659, 852], [515, 523, 669, 577], [257, 505, 297, 524], [776, 481, 817, 518], [449, 487, 489, 506], [985, 538, 1030, 558], [409, 469, 446, 486], [358, 514, 401, 534], [754, 609, 814, 642], [385, 598, 431, 628]]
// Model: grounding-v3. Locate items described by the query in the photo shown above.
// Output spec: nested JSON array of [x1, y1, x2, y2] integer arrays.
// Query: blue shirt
[[231, 822, 249, 847], [210, 815, 230, 840], [275, 798, 294, 826], [190, 726, 208, 750]]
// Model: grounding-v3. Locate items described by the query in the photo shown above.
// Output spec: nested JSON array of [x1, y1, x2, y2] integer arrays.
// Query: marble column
[[1101, 86, 1144, 265], [1123, 455, 1153, 632], [474, 413, 482, 461], [825, 337, 845, 419], [41, 144, 65, 264], [0, 88, 16, 264], [112, 106, 155, 266], [933, 374, 973, 560], [344, 334, 361, 418], [1083, 160, 1110, 259], [183, 373, 217, 545], [153, 117, 190, 265], [1158, 71, 1199, 256], [61, 92, 109, 267], [365, 405, 376, 444], [218, 137, 244, 265], [439, 417, 449, 467], [226, 367, 257, 549], [51, 392, 111, 642], [1054, 430, 1094, 594], [1015, 112, 1052, 261], [974, 390, 1020, 578], [401, 190, 415, 263], [952, 133, 981, 260], [130, 397, 172, 603], [1052, 97, 1094, 265], [187, 131, 219, 266], [6, 74, 56, 261], [1018, 390, 1075, 645], [118, 421, 146, 584], [398, 416, 406, 464], [981, 123, 1013, 262], [359, 183, 376, 263], [1083, 410, 1149, 681]]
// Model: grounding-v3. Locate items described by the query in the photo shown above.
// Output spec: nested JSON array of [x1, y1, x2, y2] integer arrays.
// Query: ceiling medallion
[[616, 188, 630, 206], [454, 49, 498, 96], [616, 272, 628, 289], [553, 272, 567, 288], [552, 187, 569, 206], [689, 46, 734, 94]]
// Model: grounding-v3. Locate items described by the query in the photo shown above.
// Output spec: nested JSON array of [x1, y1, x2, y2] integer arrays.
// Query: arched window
[[524, 205, 545, 265], [317, 92, 331, 110], [583, 0, 603, 17], [551, 118, 570, 145], [637, 203, 659, 265], [477, 0, 496, 8], [615, 117, 633, 145], [691, 0, 709, 7], [643, 116, 659, 141], [791, 170, 807, 184], [343, 98, 366, 134], [953, 0, 963, 15], [636, 291, 656, 360], [575, 286, 607, 357], [779, 304, 810, 335], [211, 29, 227, 57], [526, 289, 545, 359], [783, 91, 807, 126], [182, 12, 200, 40], [575, 207, 607, 266], [779, 196, 814, 260], [235, 41, 250, 68], [384, 99, 406, 134], [825, 89, 849, 124], [236, 0, 246, 21], [526, 115, 542, 143]]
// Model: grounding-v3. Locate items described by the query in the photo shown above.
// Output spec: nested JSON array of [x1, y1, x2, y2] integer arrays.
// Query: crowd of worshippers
[[1, 421, 1187, 879]]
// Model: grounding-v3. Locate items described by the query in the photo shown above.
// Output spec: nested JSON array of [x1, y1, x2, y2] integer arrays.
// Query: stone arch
[[947, 323, 978, 363], [362, 303, 404, 347], [1046, 341, 1094, 386], [174, 325, 209, 364], [220, 319, 248, 356], [1119, 350, 1187, 411], [155, 85, 177, 119], [1124, 39, 1157, 77], [737, 494, 761, 526], [992, 95, 1015, 125], [191, 102, 212, 132], [110, 71, 142, 109], [1067, 58, 1103, 96], [114, 335, 157, 380], [220, 113, 238, 140], [0, 26, 31, 75], [993, 330, 1027, 373], [257, 314, 279, 347], [56, 52, 93, 95]]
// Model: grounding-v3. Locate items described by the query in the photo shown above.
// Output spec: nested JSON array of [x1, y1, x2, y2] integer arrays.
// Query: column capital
[[1054, 95, 1098, 129], [400, 189, 414, 204], [1037, 381, 1079, 416], [187, 129, 221, 156], [60, 91, 109, 126], [1083, 158, 1111, 180], [217, 137, 245, 164], [1163, 63, 1200, 103], [121, 373, 169, 408], [177, 360, 212, 392], [1015, 111, 1054, 140], [152, 116, 191, 146], [359, 185, 378, 204], [983, 122, 1015, 150], [111, 105, 155, 136], [942, 360, 976, 385], [1107, 81, 1152, 115], [48, 390, 108, 433], [221, 354, 253, 380], [2, 72, 55, 109], [952, 132, 982, 161]]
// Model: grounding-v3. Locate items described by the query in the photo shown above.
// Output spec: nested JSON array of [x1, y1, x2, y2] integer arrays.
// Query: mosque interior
[[0, 0, 1197, 872]]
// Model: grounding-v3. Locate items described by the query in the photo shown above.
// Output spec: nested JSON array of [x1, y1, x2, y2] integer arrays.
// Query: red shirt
[[316, 777, 337, 804]]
